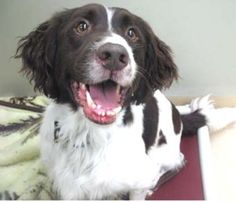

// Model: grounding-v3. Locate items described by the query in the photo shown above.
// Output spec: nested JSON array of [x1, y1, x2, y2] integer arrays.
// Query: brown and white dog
[[16, 4, 207, 200]]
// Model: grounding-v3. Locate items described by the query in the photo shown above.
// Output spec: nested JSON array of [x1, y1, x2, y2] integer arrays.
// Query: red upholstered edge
[[148, 135, 204, 200]]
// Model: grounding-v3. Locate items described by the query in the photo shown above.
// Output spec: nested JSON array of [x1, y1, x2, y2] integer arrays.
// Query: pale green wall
[[0, 0, 235, 97]]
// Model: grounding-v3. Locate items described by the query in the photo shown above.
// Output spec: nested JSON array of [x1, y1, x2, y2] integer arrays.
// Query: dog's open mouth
[[72, 80, 127, 124]]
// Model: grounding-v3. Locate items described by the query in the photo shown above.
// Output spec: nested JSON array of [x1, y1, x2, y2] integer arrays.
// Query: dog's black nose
[[97, 43, 129, 71]]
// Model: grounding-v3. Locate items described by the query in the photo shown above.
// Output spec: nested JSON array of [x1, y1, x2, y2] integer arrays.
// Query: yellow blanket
[[0, 96, 55, 200]]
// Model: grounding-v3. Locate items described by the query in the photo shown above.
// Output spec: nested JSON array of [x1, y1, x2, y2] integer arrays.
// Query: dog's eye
[[127, 28, 138, 41], [74, 21, 90, 35]]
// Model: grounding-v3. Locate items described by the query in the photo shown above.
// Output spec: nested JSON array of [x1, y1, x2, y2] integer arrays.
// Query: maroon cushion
[[148, 135, 204, 200]]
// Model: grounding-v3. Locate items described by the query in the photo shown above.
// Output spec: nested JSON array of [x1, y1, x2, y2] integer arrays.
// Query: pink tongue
[[89, 82, 120, 109]]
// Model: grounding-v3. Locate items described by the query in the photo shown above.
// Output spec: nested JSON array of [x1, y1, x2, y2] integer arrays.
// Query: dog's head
[[16, 4, 178, 124]]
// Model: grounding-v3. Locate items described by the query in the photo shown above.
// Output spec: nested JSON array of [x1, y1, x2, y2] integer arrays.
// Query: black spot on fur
[[54, 121, 60, 143], [171, 103, 182, 134], [123, 106, 133, 125], [158, 130, 167, 145], [142, 96, 159, 152], [181, 110, 206, 136]]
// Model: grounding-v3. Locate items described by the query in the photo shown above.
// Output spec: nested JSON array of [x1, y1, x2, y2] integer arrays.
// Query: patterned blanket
[[0, 96, 56, 200]]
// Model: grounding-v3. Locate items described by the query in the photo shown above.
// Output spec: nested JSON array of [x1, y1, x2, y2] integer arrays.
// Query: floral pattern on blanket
[[0, 96, 55, 200]]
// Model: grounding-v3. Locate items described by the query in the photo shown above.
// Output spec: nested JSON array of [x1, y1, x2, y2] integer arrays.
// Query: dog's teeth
[[106, 111, 111, 116], [116, 85, 121, 94], [73, 82, 79, 88], [97, 111, 103, 116], [92, 104, 96, 109], [96, 104, 101, 109], [106, 110, 115, 116], [86, 91, 97, 109], [86, 91, 94, 106], [80, 83, 86, 90], [113, 106, 122, 114]]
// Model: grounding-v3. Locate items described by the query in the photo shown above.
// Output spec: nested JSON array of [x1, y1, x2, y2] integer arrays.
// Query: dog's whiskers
[[136, 67, 154, 92]]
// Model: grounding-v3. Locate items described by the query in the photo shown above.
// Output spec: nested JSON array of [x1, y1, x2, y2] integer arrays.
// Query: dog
[[16, 4, 206, 200]]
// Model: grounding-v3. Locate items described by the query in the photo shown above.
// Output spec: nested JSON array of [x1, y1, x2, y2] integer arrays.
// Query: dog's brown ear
[[15, 19, 58, 97], [145, 34, 178, 90], [126, 18, 179, 104], [136, 16, 178, 91]]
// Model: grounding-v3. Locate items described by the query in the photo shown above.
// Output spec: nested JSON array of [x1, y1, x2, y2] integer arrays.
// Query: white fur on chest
[[40, 103, 159, 199]]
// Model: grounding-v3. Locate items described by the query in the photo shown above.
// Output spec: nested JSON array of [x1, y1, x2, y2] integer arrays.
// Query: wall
[[0, 0, 235, 97]]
